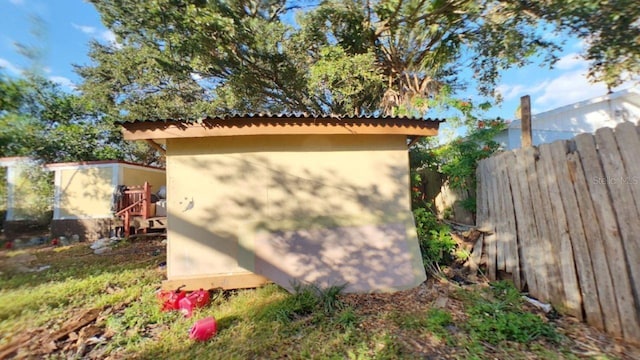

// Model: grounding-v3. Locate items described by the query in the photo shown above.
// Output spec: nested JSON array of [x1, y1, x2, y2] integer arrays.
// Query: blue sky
[[1, 0, 635, 126]]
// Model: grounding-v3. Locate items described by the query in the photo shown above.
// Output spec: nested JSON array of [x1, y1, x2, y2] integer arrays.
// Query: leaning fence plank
[[495, 153, 508, 272], [476, 160, 489, 233], [535, 144, 565, 307], [614, 122, 640, 218], [545, 141, 583, 320], [570, 135, 621, 336], [595, 127, 640, 342], [522, 146, 551, 302], [484, 157, 498, 281], [513, 148, 539, 297], [575, 133, 632, 339], [501, 152, 521, 289], [550, 140, 600, 327]]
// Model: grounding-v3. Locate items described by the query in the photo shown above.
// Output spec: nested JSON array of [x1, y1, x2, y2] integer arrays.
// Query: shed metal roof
[[120, 113, 445, 141]]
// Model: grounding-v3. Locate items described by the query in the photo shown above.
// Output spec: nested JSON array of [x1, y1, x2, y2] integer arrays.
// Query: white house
[[497, 87, 640, 150]]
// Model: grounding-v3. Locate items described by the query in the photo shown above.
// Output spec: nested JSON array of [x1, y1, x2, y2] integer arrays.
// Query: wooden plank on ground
[[568, 139, 619, 334], [501, 152, 521, 289], [512, 148, 539, 296], [551, 140, 600, 327], [535, 144, 564, 307], [545, 141, 583, 320], [594, 127, 640, 342]]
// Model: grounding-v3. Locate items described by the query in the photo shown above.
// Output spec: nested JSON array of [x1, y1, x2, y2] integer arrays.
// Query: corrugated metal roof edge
[[119, 112, 446, 124]]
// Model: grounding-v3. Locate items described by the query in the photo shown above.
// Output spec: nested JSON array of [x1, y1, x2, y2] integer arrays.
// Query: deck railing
[[115, 182, 151, 237]]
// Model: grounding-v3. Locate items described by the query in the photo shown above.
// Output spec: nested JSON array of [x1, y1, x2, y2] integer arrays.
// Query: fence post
[[521, 95, 532, 148]]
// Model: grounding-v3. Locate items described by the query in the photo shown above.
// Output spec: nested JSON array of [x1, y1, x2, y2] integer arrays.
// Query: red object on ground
[[189, 317, 217, 341], [4, 241, 12, 249], [179, 289, 211, 318], [186, 289, 210, 308], [157, 286, 186, 311], [179, 297, 194, 318]]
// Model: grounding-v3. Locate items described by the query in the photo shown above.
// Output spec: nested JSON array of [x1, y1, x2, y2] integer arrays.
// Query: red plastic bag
[[157, 286, 186, 311]]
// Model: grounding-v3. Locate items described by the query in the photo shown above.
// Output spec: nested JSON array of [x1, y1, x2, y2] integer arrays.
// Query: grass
[[0, 240, 637, 359]]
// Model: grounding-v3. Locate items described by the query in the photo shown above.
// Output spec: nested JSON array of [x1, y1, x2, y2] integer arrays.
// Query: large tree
[[80, 0, 639, 121], [0, 71, 155, 164]]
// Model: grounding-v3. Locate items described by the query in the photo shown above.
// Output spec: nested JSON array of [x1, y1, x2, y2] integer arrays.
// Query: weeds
[[463, 281, 559, 345]]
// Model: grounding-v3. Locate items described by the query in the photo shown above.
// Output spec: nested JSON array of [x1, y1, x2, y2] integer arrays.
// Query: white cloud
[[72, 23, 96, 35], [496, 80, 550, 101], [555, 53, 584, 71], [9, 0, 25, 5], [73, 25, 121, 49], [0, 58, 22, 75], [533, 69, 610, 111], [49, 75, 76, 90]]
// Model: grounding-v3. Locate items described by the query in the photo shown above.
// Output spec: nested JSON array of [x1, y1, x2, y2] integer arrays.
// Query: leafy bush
[[410, 119, 506, 215], [413, 205, 456, 273]]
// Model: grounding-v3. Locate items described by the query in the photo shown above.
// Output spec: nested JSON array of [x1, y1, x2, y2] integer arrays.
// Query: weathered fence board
[[614, 122, 640, 218], [476, 121, 640, 345], [567, 148, 622, 335], [534, 144, 564, 307], [594, 127, 640, 341], [485, 156, 499, 281], [500, 153, 520, 289], [550, 141, 597, 324], [525, 147, 554, 303], [512, 149, 539, 296], [539, 143, 581, 318], [575, 133, 633, 339]]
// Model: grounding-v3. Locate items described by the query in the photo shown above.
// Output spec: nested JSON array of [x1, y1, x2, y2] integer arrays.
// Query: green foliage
[[82, 0, 635, 119], [463, 281, 559, 345], [431, 119, 506, 191], [0, 72, 140, 164], [413, 205, 456, 273], [335, 306, 359, 328], [13, 162, 53, 222]]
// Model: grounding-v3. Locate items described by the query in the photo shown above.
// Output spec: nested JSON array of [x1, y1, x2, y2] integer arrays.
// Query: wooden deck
[[114, 182, 167, 236]]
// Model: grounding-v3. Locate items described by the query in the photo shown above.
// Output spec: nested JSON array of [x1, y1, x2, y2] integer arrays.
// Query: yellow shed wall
[[58, 166, 114, 218], [122, 166, 166, 194], [165, 134, 426, 292]]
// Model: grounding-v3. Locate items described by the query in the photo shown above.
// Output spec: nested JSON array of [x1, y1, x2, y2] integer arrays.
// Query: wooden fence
[[476, 121, 640, 345]]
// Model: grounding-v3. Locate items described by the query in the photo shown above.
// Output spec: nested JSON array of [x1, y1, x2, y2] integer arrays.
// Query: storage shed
[[121, 114, 443, 293], [45, 160, 166, 241]]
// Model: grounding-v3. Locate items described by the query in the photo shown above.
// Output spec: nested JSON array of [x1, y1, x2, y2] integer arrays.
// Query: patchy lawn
[[0, 239, 638, 359]]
